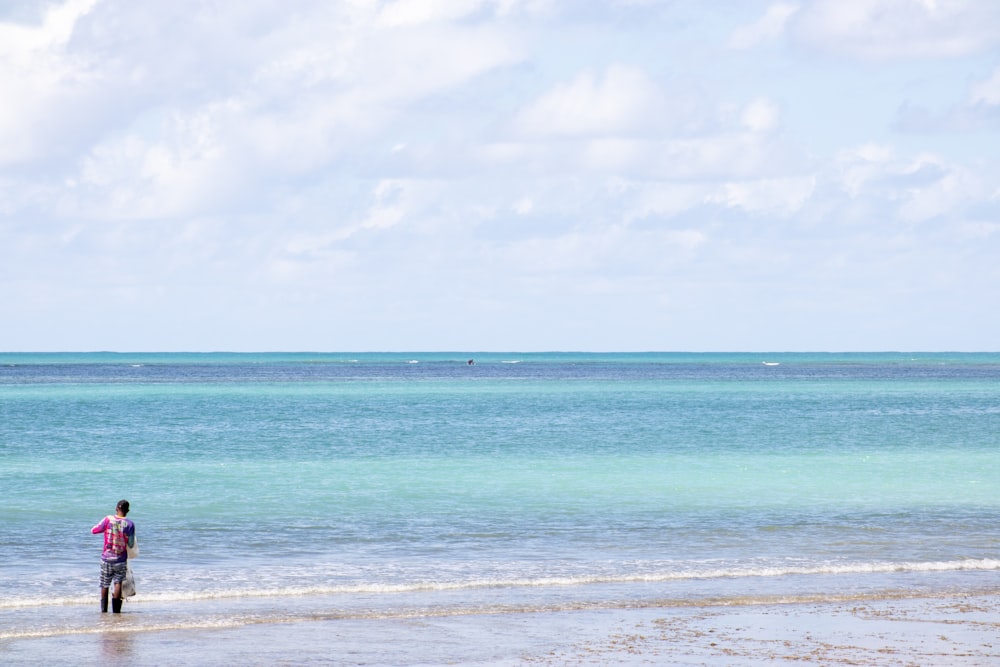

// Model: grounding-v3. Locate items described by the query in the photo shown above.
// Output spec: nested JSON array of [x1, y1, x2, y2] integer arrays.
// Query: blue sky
[[2, 0, 998, 351]]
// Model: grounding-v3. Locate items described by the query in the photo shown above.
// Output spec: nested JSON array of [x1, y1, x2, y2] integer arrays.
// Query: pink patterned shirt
[[92, 515, 135, 563]]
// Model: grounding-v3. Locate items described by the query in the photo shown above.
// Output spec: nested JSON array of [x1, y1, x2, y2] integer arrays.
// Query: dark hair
[[117, 500, 130, 514]]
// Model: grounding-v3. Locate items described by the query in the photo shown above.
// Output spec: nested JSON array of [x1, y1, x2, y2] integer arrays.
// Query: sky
[[2, 0, 999, 352]]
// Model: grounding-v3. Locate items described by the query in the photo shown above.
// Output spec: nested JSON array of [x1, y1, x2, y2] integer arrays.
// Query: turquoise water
[[2, 352, 999, 661]]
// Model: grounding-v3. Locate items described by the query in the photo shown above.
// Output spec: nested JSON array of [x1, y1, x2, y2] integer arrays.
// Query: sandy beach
[[4, 592, 998, 666], [512, 593, 1000, 666]]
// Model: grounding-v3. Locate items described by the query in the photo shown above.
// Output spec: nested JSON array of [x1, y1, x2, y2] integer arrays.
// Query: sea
[[2, 351, 999, 665]]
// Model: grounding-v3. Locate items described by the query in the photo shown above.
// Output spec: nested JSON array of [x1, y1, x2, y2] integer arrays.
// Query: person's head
[[116, 500, 130, 516]]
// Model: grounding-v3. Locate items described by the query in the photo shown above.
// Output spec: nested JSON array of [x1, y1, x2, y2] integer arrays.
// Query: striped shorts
[[100, 560, 128, 588]]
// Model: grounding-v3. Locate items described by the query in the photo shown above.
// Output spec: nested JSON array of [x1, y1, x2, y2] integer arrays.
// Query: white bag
[[121, 562, 136, 598]]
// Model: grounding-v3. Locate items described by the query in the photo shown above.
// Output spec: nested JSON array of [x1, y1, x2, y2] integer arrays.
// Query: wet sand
[[513, 594, 1000, 666], [3, 593, 998, 666]]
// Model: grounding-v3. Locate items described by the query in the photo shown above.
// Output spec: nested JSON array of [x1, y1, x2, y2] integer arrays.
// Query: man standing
[[91, 500, 136, 613]]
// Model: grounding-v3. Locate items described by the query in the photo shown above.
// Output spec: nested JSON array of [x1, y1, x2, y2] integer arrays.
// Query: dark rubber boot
[[112, 597, 122, 613], [101, 591, 109, 613]]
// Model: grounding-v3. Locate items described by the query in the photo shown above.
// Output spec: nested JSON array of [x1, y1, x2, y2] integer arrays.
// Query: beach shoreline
[[4, 591, 998, 666], [514, 593, 1000, 666]]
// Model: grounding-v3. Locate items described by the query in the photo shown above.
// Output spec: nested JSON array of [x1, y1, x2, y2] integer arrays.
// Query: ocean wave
[[3, 587, 1000, 642], [4, 558, 998, 611]]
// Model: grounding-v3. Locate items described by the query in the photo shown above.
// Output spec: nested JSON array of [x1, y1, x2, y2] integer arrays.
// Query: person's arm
[[92, 517, 108, 534]]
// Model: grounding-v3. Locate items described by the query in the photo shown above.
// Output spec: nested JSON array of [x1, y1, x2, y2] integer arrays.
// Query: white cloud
[[363, 206, 405, 229], [728, 2, 800, 50], [513, 65, 668, 138], [894, 157, 980, 223], [17, 1, 526, 223], [349, 23, 524, 105], [956, 220, 1000, 241], [832, 145, 990, 224], [3, 1, 1000, 351], [791, 0, 1000, 60], [969, 66, 1000, 107], [652, 131, 797, 181], [376, 0, 552, 26], [361, 181, 408, 230], [378, 0, 487, 26], [513, 197, 534, 215], [740, 97, 781, 133], [835, 143, 894, 197], [616, 181, 712, 222], [709, 176, 817, 216], [0, 0, 97, 56], [505, 68, 802, 180], [581, 139, 644, 172], [894, 62, 1000, 132], [0, 0, 100, 165], [64, 102, 238, 220]]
